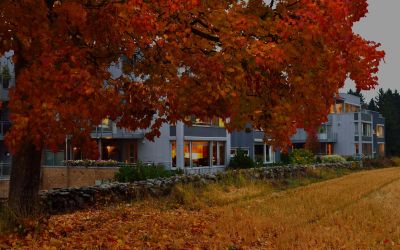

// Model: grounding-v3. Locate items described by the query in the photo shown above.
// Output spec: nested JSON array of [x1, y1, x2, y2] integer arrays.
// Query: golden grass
[[2, 167, 400, 249]]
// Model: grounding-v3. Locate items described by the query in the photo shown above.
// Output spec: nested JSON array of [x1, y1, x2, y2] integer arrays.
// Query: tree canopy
[[0, 0, 385, 155]]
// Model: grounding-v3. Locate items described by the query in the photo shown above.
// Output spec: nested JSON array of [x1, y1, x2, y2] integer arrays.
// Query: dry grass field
[[2, 167, 400, 249]]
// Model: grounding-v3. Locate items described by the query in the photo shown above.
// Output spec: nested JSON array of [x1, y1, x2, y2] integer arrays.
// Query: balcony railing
[[291, 131, 337, 143]]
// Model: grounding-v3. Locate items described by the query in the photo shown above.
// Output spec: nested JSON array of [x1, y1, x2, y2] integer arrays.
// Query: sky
[[343, 0, 400, 101]]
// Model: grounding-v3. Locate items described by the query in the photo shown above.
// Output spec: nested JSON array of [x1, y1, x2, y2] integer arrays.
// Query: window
[[173, 141, 226, 168], [265, 145, 271, 162], [318, 125, 327, 134], [186, 116, 225, 127], [354, 123, 359, 136], [44, 150, 65, 166], [362, 123, 372, 137], [327, 143, 333, 155], [171, 141, 176, 168], [129, 143, 137, 163], [254, 145, 264, 163], [345, 103, 361, 113], [355, 144, 359, 155], [231, 148, 249, 158], [230, 148, 237, 158], [336, 102, 344, 113], [212, 142, 226, 166], [184, 142, 190, 167], [378, 144, 385, 157], [219, 142, 226, 166], [191, 141, 210, 167], [376, 125, 384, 138], [254, 144, 273, 164], [362, 143, 373, 156], [329, 104, 335, 114], [99, 118, 112, 131]]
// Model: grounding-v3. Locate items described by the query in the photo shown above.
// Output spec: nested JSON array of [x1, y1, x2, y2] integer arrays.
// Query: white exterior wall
[[137, 123, 172, 167], [332, 113, 356, 156]]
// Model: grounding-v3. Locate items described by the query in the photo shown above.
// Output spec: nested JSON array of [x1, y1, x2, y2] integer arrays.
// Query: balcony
[[291, 130, 337, 143], [91, 124, 145, 139]]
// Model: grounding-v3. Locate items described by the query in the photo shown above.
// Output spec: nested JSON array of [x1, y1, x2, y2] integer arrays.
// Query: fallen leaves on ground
[[2, 168, 400, 249]]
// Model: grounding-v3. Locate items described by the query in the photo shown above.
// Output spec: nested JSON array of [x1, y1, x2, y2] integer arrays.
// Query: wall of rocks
[[40, 162, 360, 214]]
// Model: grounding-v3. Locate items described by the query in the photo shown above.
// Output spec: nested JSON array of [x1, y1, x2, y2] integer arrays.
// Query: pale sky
[[343, 0, 400, 101]]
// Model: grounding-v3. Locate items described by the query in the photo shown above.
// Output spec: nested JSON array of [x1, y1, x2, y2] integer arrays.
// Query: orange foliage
[[0, 0, 384, 153]]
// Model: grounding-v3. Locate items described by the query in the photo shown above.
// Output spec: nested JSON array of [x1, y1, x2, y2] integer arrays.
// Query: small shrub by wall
[[362, 158, 396, 169], [114, 163, 179, 182], [288, 149, 315, 165], [228, 149, 255, 169], [321, 155, 346, 163]]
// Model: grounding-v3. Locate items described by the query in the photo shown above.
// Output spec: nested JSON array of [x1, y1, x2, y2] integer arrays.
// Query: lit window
[[378, 144, 385, 157], [336, 102, 344, 114], [376, 125, 384, 138]]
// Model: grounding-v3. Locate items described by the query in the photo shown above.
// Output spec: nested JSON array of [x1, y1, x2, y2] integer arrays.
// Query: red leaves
[[0, 0, 384, 153]]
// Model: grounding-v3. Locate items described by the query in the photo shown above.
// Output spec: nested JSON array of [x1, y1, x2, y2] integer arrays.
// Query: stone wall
[[41, 166, 118, 190], [0, 167, 118, 199], [40, 162, 360, 214]]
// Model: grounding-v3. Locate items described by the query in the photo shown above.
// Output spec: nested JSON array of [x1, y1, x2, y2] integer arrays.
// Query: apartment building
[[291, 93, 386, 158], [0, 53, 386, 179]]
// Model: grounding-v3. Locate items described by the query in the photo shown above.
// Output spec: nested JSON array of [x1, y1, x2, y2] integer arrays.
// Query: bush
[[288, 149, 315, 165], [115, 162, 177, 182], [64, 159, 118, 167], [321, 155, 346, 163], [228, 149, 255, 169], [391, 157, 400, 167], [362, 158, 396, 169]]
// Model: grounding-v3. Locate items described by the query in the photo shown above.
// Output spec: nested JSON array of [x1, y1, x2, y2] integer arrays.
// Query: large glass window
[[265, 145, 271, 162], [336, 102, 344, 114], [378, 143, 385, 157], [44, 150, 65, 166], [219, 142, 226, 165], [329, 104, 335, 114], [191, 141, 210, 167], [173, 141, 226, 168], [355, 123, 359, 136], [345, 103, 361, 113], [212, 141, 226, 166], [362, 143, 373, 156], [362, 123, 372, 137], [254, 144, 264, 163], [184, 142, 190, 167], [376, 125, 384, 138], [171, 141, 176, 168]]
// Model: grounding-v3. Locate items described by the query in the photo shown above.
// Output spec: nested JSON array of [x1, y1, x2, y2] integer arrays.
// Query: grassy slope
[[2, 167, 400, 249]]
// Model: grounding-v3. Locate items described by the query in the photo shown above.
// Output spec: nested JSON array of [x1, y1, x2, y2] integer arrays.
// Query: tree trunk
[[8, 139, 42, 217]]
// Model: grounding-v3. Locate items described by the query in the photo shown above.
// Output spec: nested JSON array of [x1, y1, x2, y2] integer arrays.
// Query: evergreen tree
[[374, 89, 400, 156], [367, 99, 377, 111]]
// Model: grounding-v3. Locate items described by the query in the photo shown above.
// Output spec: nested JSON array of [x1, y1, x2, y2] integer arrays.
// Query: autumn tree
[[0, 0, 384, 216]]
